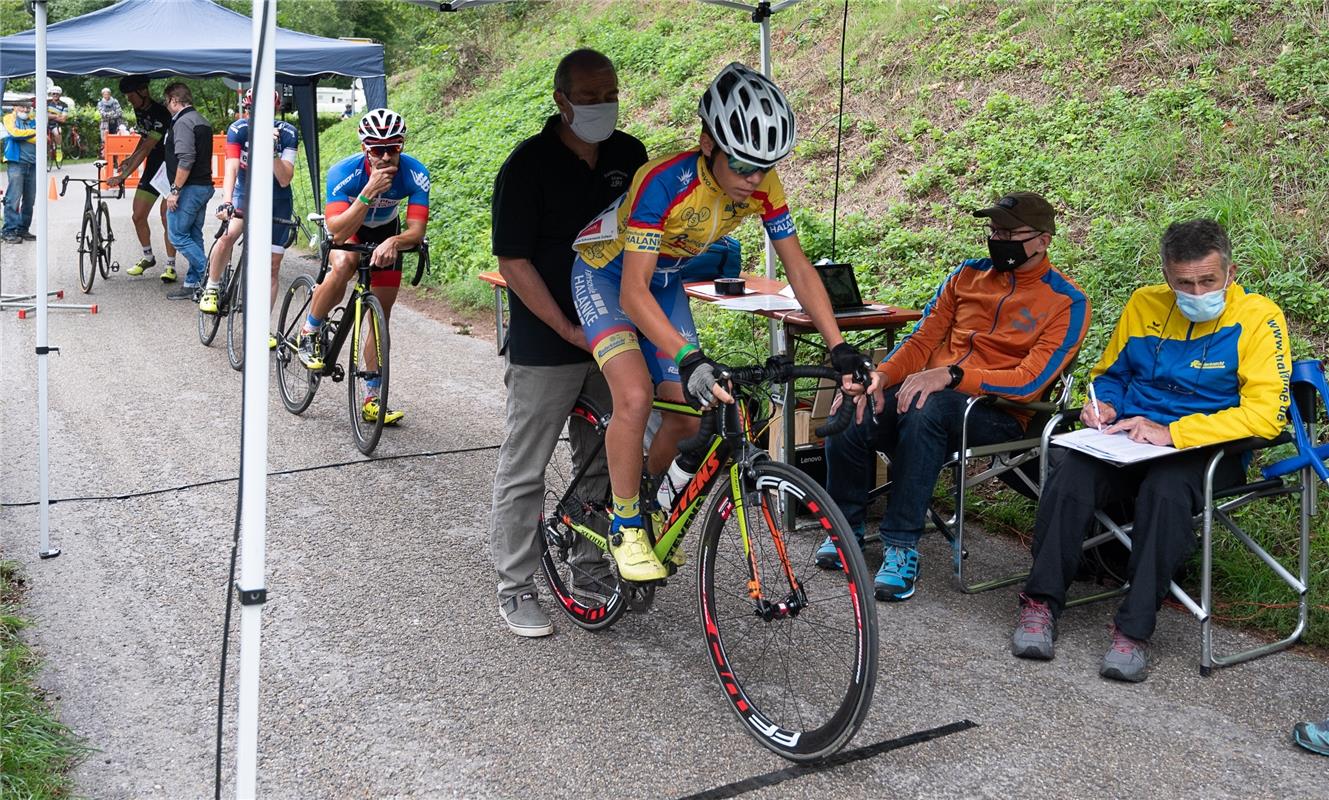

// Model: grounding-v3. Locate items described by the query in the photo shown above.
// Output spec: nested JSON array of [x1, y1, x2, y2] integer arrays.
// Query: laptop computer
[[814, 263, 886, 318]]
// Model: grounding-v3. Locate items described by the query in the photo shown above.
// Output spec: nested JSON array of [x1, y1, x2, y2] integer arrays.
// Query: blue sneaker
[[815, 530, 864, 570], [874, 545, 919, 601], [1293, 719, 1329, 756]]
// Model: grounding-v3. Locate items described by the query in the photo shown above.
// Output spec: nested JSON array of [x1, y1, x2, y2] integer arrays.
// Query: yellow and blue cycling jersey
[[1089, 282, 1291, 449], [574, 149, 795, 274]]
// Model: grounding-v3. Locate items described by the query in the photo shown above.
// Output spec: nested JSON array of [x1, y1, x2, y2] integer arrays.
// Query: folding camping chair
[[925, 364, 1081, 593], [1070, 358, 1326, 675]]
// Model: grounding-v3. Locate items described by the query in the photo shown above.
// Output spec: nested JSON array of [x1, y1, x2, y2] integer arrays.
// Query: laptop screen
[[815, 263, 864, 310]]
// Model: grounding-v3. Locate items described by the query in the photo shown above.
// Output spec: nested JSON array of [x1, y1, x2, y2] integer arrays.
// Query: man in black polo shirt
[[489, 49, 648, 637]]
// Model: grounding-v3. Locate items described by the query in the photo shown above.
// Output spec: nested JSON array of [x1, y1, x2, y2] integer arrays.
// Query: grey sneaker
[[569, 571, 616, 607], [1012, 593, 1057, 660], [1100, 624, 1149, 682], [499, 591, 553, 638], [166, 284, 200, 301]]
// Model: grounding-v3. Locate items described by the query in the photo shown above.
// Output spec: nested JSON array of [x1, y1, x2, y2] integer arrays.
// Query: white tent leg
[[33, 0, 58, 560], [234, 1, 276, 796]]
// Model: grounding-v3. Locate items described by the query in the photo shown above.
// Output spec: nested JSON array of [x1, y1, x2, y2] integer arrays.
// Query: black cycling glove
[[830, 342, 874, 384]]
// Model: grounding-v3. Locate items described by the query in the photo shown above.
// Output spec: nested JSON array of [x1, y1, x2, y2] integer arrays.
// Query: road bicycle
[[539, 357, 878, 761], [60, 162, 122, 294], [273, 216, 429, 455], [198, 211, 310, 372]]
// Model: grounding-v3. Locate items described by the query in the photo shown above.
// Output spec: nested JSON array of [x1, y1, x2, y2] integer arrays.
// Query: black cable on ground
[[0, 443, 501, 509], [829, 0, 849, 260]]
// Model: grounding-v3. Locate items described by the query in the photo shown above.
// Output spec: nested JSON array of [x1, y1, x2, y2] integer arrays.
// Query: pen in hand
[[1088, 382, 1104, 431]]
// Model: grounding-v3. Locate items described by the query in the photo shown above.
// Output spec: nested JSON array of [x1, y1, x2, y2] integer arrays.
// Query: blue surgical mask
[[1174, 282, 1228, 322]]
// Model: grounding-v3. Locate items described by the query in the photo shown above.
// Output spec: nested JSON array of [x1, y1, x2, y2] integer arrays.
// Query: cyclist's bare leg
[[269, 251, 283, 309], [133, 195, 178, 256], [308, 249, 358, 320], [601, 350, 656, 502], [159, 201, 176, 258], [206, 217, 243, 283], [646, 380, 701, 474]]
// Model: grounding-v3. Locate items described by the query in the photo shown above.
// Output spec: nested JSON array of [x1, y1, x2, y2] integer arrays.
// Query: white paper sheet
[[1051, 427, 1182, 465], [713, 294, 803, 312], [148, 162, 172, 198]]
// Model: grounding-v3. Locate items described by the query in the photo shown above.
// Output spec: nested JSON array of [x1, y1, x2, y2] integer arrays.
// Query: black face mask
[[987, 235, 1040, 272]]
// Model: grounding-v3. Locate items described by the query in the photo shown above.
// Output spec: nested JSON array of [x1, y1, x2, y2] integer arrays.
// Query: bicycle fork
[[729, 465, 807, 621]]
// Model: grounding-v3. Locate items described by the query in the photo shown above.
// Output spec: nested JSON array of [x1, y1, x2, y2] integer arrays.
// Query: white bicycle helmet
[[357, 108, 406, 143], [243, 88, 280, 109], [697, 62, 796, 168], [48, 84, 63, 96]]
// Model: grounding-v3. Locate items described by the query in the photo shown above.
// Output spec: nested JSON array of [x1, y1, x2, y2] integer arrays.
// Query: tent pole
[[234, 0, 276, 795], [756, 9, 783, 359], [33, 0, 59, 560]]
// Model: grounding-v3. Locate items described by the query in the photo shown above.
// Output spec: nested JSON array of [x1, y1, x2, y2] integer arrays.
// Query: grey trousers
[[490, 359, 611, 601]]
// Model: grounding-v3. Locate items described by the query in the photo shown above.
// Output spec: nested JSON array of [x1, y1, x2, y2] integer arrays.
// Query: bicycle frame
[[307, 260, 379, 380]]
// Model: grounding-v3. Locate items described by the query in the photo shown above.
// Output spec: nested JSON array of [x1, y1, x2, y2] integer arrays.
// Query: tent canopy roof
[[0, 0, 386, 84]]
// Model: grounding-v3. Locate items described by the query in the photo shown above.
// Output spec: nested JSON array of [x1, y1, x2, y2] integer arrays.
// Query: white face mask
[[565, 101, 618, 144], [16, 111, 28, 120]]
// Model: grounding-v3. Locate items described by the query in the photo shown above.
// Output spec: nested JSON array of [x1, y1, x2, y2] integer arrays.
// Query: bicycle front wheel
[[96, 202, 113, 279], [77, 213, 96, 293], [698, 459, 878, 762], [347, 292, 389, 455], [226, 255, 247, 372], [275, 274, 319, 414], [538, 394, 626, 631]]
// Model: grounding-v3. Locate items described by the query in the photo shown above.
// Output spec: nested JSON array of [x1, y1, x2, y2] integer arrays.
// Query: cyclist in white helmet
[[570, 62, 878, 582], [296, 108, 431, 426]]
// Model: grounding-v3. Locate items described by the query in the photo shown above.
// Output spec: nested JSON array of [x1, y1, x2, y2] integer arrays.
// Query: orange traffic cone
[[48, 176, 58, 200]]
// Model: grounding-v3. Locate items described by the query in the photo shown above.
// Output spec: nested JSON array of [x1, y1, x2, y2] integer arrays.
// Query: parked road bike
[[273, 215, 429, 455], [60, 162, 123, 294], [539, 357, 878, 761]]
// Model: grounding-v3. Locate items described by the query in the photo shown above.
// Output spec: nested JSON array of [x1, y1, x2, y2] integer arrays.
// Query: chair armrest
[[1219, 434, 1291, 457]]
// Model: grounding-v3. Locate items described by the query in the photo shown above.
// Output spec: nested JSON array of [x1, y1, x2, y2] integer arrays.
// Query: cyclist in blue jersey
[[199, 89, 300, 346], [296, 108, 430, 425], [569, 63, 879, 582]]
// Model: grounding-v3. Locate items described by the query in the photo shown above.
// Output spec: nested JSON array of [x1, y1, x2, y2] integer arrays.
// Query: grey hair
[[1160, 218, 1232, 270], [554, 49, 615, 95], [163, 82, 193, 106]]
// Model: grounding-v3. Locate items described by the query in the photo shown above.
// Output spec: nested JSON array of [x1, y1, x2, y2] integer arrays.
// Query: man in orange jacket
[[820, 192, 1090, 601]]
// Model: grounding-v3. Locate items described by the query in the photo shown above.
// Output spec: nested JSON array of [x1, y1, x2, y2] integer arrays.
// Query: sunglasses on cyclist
[[365, 143, 402, 157], [726, 154, 768, 177]]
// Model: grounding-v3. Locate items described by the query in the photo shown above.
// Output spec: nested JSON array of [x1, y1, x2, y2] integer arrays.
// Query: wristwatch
[[169, 185, 179, 195], [946, 364, 964, 388]]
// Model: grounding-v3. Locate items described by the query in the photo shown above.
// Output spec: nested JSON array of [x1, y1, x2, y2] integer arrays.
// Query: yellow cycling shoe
[[268, 334, 277, 351], [362, 396, 404, 426], [608, 526, 668, 582], [160, 266, 178, 283], [126, 256, 155, 276], [198, 288, 219, 315]]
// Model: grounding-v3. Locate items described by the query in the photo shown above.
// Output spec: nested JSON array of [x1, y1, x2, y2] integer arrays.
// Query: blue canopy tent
[[0, 0, 389, 204]]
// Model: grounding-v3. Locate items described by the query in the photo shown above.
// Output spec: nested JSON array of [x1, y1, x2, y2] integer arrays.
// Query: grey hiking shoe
[[1100, 624, 1149, 682], [499, 591, 553, 638], [166, 283, 199, 301], [569, 571, 616, 607], [1011, 593, 1056, 660]]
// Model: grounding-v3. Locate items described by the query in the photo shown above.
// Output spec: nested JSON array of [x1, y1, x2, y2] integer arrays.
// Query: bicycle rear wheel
[[96, 202, 113, 278], [226, 254, 247, 371], [275, 274, 319, 414], [77, 213, 96, 293], [538, 395, 627, 631], [347, 292, 389, 455], [698, 459, 877, 762]]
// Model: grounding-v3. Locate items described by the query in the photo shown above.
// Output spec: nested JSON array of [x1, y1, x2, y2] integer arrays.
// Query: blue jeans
[[3, 161, 36, 236], [824, 386, 1025, 548], [167, 184, 214, 286]]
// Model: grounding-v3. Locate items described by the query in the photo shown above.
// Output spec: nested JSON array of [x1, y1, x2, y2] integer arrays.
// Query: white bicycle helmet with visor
[[697, 62, 796, 169], [243, 88, 281, 110], [357, 108, 406, 144]]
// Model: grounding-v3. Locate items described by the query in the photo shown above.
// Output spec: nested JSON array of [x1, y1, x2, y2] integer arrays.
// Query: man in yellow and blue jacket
[[1012, 218, 1291, 683], [3, 100, 39, 244]]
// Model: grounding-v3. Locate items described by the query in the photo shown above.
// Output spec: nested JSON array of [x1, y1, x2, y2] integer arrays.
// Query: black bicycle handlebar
[[327, 238, 431, 287], [60, 174, 124, 200], [675, 357, 862, 454]]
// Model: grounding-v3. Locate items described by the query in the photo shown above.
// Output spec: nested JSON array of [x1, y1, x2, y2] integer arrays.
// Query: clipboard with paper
[[1051, 427, 1184, 465]]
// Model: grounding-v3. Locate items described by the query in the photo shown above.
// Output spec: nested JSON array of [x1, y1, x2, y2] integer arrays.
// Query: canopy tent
[[0, 0, 389, 203]]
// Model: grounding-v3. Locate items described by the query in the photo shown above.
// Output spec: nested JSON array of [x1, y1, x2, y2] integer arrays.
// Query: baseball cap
[[973, 191, 1056, 234]]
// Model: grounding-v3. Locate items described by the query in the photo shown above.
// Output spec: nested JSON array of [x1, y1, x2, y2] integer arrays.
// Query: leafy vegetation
[[0, 561, 89, 799]]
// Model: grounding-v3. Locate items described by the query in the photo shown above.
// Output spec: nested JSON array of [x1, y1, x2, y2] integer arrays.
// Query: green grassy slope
[[292, 0, 1329, 643]]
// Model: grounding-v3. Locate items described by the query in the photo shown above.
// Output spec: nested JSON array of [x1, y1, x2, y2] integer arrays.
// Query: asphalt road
[[1, 163, 1325, 799]]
